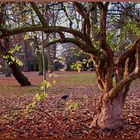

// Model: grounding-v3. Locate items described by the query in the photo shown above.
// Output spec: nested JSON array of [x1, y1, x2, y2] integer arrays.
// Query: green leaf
[[15, 44, 22, 51], [71, 61, 82, 72], [34, 93, 48, 101], [24, 34, 30, 40], [29, 42, 34, 47], [10, 56, 15, 61], [66, 100, 80, 111], [3, 55, 9, 60], [25, 102, 36, 113], [41, 80, 52, 88], [15, 58, 24, 66], [34, 94, 41, 101]]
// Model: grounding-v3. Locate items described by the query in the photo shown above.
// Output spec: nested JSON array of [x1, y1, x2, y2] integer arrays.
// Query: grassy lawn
[[1, 71, 139, 96], [0, 71, 96, 95], [55, 71, 96, 86]]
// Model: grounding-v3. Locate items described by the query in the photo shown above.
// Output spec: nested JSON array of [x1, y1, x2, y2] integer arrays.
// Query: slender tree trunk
[[34, 35, 43, 75], [42, 32, 47, 92], [23, 40, 30, 72], [38, 53, 43, 75], [47, 46, 54, 73]]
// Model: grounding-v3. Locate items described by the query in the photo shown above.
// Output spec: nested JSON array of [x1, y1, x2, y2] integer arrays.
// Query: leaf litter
[[0, 72, 140, 138]]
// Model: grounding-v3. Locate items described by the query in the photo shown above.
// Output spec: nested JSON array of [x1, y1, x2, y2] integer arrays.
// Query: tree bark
[[4, 61, 12, 77], [38, 53, 43, 75], [47, 46, 54, 73], [23, 40, 30, 72], [34, 35, 43, 75], [0, 41, 31, 86], [8, 60, 31, 86], [95, 92, 124, 130]]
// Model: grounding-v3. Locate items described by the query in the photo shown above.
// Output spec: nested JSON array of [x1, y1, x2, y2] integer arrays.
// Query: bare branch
[[62, 4, 73, 28], [120, 3, 140, 24], [30, 2, 48, 27], [73, 2, 86, 18], [105, 2, 110, 8]]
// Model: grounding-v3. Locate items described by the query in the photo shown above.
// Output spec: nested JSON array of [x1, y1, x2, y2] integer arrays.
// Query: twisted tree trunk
[[91, 38, 140, 130], [94, 92, 123, 130]]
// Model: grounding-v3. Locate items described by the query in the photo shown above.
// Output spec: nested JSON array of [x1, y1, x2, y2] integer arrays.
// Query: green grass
[[131, 79, 140, 85], [1, 71, 140, 95], [0, 85, 40, 96], [0, 72, 96, 95], [56, 72, 96, 86]]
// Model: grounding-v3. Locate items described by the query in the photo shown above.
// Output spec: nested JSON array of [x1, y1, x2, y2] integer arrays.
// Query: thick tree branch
[[98, 3, 111, 51], [0, 25, 85, 40], [0, 25, 101, 59], [96, 58, 106, 91], [122, 82, 131, 104], [73, 2, 92, 46], [43, 37, 99, 58], [135, 41, 140, 73], [84, 4, 97, 36]]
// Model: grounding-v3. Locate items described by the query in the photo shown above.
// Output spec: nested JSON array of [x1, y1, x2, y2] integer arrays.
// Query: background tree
[[0, 3, 31, 86]]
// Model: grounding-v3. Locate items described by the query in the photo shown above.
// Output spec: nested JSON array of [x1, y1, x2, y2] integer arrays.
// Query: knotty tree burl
[[0, 2, 140, 130]]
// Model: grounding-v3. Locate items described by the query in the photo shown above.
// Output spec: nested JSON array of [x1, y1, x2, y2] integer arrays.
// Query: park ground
[[0, 71, 140, 139]]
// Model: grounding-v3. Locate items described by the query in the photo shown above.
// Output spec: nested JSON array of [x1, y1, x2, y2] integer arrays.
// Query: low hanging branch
[[0, 25, 85, 40], [43, 37, 99, 59]]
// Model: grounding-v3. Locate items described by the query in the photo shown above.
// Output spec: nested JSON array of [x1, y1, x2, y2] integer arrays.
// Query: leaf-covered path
[[0, 72, 140, 138]]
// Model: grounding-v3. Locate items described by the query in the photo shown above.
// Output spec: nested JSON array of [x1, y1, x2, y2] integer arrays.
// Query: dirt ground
[[0, 71, 140, 139]]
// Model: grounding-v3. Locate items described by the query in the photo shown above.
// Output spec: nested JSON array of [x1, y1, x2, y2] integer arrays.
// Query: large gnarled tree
[[0, 2, 140, 129]]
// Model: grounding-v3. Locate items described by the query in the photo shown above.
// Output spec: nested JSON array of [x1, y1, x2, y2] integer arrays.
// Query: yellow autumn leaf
[[24, 34, 30, 40], [29, 42, 33, 47], [46, 82, 51, 88], [52, 80, 56, 84], [49, 73, 52, 77]]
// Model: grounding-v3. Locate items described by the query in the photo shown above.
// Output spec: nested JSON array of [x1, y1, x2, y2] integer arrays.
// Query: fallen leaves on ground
[[0, 72, 140, 139]]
